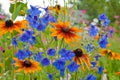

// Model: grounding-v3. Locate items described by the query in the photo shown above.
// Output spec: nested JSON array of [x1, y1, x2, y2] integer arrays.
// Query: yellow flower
[[72, 48, 91, 70], [0, 20, 28, 36], [14, 58, 41, 74], [50, 21, 83, 43]]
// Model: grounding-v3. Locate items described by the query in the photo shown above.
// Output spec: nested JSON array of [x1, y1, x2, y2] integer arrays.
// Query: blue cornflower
[[12, 37, 18, 47], [91, 62, 96, 67], [47, 73, 53, 80], [99, 34, 108, 48], [98, 66, 104, 74], [15, 50, 28, 60], [19, 32, 31, 43], [60, 68, 65, 77], [89, 25, 98, 37], [25, 30, 34, 37], [53, 59, 66, 70], [59, 48, 75, 61], [29, 36, 36, 45], [85, 43, 94, 53], [34, 52, 42, 62], [27, 5, 41, 28], [95, 54, 101, 61], [86, 74, 96, 80], [47, 48, 56, 56], [48, 15, 57, 22], [28, 5, 41, 16], [25, 49, 32, 57], [109, 29, 114, 37], [67, 62, 79, 73], [41, 58, 50, 66], [98, 13, 108, 21], [103, 19, 110, 27]]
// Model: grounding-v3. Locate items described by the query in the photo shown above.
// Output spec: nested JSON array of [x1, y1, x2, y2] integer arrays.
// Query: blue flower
[[86, 74, 96, 80], [95, 54, 101, 61], [89, 25, 98, 37], [84, 43, 94, 53], [99, 34, 108, 48], [98, 66, 104, 74], [41, 58, 50, 66], [25, 49, 32, 57], [12, 38, 18, 47], [67, 62, 79, 72], [91, 62, 96, 67], [34, 52, 42, 62], [60, 68, 65, 77], [103, 19, 110, 27], [98, 13, 108, 21], [19, 32, 31, 43], [53, 59, 65, 70], [29, 36, 36, 45], [15, 50, 28, 60], [59, 48, 75, 61], [47, 48, 56, 56], [27, 5, 41, 28], [109, 29, 114, 37], [47, 73, 53, 80]]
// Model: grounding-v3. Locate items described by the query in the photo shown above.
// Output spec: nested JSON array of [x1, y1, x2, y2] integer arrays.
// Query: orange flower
[[100, 49, 120, 60], [0, 20, 28, 36], [72, 48, 91, 70], [48, 5, 61, 14], [50, 21, 83, 43], [14, 58, 41, 74]]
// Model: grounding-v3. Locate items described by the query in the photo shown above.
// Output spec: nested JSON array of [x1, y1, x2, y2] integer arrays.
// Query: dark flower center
[[62, 27, 70, 33], [5, 20, 14, 27], [73, 48, 83, 57], [23, 60, 32, 67], [56, 5, 61, 10]]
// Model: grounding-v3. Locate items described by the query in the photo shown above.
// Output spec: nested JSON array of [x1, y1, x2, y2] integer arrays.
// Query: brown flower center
[[55, 5, 61, 10], [23, 60, 32, 67], [5, 20, 14, 27], [73, 48, 83, 57], [62, 27, 70, 33]]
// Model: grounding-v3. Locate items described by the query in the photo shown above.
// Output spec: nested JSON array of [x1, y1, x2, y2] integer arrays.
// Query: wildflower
[[91, 61, 96, 67], [98, 66, 104, 74], [89, 25, 98, 37], [95, 54, 101, 61], [98, 13, 108, 21], [47, 48, 56, 56], [34, 52, 42, 62], [15, 50, 28, 60], [67, 62, 79, 72], [25, 49, 32, 57], [14, 58, 41, 74], [100, 49, 120, 60], [41, 58, 50, 66], [50, 21, 83, 43], [60, 68, 65, 77], [99, 34, 108, 48], [86, 74, 96, 80], [84, 43, 94, 53], [29, 36, 36, 45], [47, 73, 53, 80], [12, 37, 18, 47], [103, 19, 110, 27], [73, 48, 91, 70], [0, 20, 28, 36], [48, 5, 61, 14], [53, 59, 65, 70], [59, 48, 75, 61]]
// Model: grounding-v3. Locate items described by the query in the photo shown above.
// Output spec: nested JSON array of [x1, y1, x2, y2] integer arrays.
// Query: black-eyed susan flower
[[100, 49, 120, 60], [14, 58, 41, 74], [48, 5, 61, 14], [0, 20, 28, 36], [50, 21, 83, 43], [72, 48, 91, 70]]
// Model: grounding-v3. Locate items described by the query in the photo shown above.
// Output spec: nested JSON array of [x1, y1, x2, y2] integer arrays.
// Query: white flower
[[93, 18, 99, 23]]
